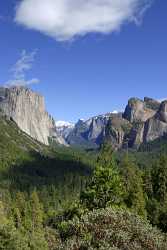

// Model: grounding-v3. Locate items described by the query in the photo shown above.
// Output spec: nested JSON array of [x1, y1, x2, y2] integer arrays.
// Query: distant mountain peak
[[56, 121, 74, 128], [112, 110, 118, 114]]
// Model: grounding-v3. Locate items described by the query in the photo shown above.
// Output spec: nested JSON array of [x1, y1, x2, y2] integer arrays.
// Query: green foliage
[[144, 154, 167, 232], [0, 223, 30, 250], [81, 144, 124, 210], [139, 135, 167, 154], [120, 155, 146, 217], [152, 154, 167, 202], [0, 115, 93, 249], [0, 115, 92, 211], [29, 190, 44, 230], [1, 114, 167, 249], [54, 208, 167, 250], [0, 200, 29, 250]]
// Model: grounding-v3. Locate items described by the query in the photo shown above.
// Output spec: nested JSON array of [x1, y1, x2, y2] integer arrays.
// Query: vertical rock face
[[144, 97, 160, 111], [144, 101, 167, 143], [1, 87, 166, 150], [105, 115, 132, 150], [157, 101, 167, 123], [0, 86, 55, 145], [123, 98, 157, 123], [128, 122, 145, 148], [65, 113, 129, 149], [122, 98, 167, 147], [57, 96, 167, 149], [66, 115, 111, 148]]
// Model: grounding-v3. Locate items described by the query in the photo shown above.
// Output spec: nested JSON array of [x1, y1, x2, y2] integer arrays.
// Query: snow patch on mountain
[[56, 121, 74, 128], [56, 121, 74, 140]]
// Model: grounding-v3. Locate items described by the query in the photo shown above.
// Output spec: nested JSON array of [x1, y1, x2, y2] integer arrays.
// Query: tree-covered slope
[[0, 114, 92, 210], [0, 114, 95, 249], [0, 114, 51, 167]]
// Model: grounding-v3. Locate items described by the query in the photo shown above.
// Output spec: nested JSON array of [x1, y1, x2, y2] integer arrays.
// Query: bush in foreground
[[55, 208, 167, 250]]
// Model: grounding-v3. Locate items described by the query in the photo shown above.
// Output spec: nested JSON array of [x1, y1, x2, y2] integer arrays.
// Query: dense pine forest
[[1, 0, 167, 248], [0, 114, 167, 249]]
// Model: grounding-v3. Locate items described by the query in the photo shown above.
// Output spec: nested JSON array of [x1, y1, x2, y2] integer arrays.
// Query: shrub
[[54, 208, 167, 250]]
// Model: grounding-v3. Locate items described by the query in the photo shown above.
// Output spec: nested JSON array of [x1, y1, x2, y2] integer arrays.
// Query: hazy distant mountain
[[56, 120, 74, 140]]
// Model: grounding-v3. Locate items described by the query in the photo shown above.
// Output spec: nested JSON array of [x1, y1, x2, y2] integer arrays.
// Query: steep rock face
[[3, 88, 165, 150], [105, 115, 132, 149], [103, 97, 164, 149], [62, 97, 165, 149], [66, 114, 114, 148], [123, 98, 157, 123], [66, 119, 94, 147], [156, 101, 167, 122], [122, 99, 167, 147], [128, 122, 145, 148], [144, 101, 167, 143], [0, 86, 55, 145], [144, 97, 160, 111]]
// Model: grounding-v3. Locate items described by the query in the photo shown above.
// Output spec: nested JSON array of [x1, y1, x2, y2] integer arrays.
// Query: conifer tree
[[81, 144, 124, 210], [147, 154, 167, 231], [29, 190, 44, 231], [152, 154, 167, 202], [120, 155, 146, 218]]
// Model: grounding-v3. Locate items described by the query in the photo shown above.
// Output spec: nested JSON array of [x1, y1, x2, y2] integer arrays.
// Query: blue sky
[[0, 0, 166, 122]]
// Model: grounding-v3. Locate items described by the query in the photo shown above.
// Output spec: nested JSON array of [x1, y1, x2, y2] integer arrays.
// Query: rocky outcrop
[[123, 98, 157, 123], [1, 87, 166, 150], [0, 86, 56, 145], [64, 97, 167, 150], [105, 115, 132, 149], [156, 101, 167, 122], [143, 101, 167, 143], [65, 113, 133, 149], [128, 122, 145, 148], [144, 97, 160, 111], [121, 98, 167, 148], [66, 114, 114, 148]]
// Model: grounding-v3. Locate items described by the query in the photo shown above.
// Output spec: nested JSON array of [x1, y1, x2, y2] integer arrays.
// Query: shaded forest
[[1, 115, 167, 249]]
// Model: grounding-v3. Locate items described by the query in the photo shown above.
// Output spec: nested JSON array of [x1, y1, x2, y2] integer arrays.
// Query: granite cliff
[[1, 86, 167, 150], [144, 101, 167, 143], [65, 114, 114, 148], [61, 97, 167, 150], [0, 86, 56, 145]]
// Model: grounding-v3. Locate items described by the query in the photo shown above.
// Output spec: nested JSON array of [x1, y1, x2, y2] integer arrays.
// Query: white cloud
[[15, 0, 153, 41], [5, 78, 40, 87], [11, 50, 37, 79], [3, 50, 39, 87]]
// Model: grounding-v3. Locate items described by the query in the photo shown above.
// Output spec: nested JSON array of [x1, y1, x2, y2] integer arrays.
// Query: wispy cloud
[[3, 50, 39, 87], [15, 0, 153, 42]]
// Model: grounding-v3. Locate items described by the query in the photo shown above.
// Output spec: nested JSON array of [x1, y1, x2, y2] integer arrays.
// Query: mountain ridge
[[1, 85, 167, 150], [59, 96, 167, 150]]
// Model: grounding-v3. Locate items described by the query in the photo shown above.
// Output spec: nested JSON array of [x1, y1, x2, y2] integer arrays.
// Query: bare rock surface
[[0, 86, 55, 145], [123, 98, 157, 123], [1, 87, 166, 150]]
